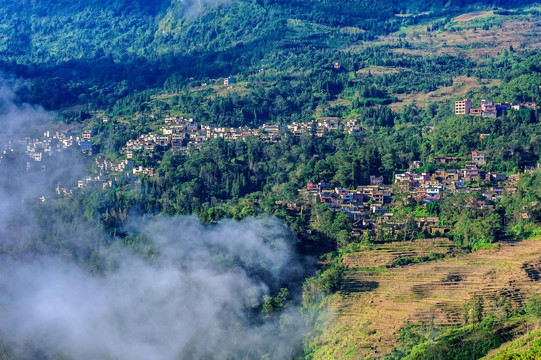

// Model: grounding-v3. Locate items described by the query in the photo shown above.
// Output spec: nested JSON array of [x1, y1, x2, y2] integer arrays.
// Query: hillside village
[[0, 130, 74, 169], [301, 150, 540, 239], [0, 114, 363, 196], [5, 100, 539, 233], [455, 99, 536, 117], [29, 97, 530, 188], [21, 131, 74, 163], [79, 115, 363, 179], [87, 98, 536, 180], [4, 2, 541, 359], [117, 115, 361, 159]]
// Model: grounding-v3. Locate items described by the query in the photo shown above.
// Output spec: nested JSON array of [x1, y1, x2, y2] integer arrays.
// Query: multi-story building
[[470, 108, 483, 116], [472, 150, 486, 164], [82, 130, 95, 139], [481, 99, 494, 111], [482, 104, 497, 118], [463, 164, 480, 181], [455, 99, 472, 115]]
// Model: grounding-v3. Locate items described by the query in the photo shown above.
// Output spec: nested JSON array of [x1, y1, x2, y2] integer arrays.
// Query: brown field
[[315, 98, 351, 117], [347, 10, 539, 111], [388, 75, 501, 111], [342, 238, 463, 269], [311, 237, 541, 359], [455, 10, 494, 22], [372, 10, 541, 60]]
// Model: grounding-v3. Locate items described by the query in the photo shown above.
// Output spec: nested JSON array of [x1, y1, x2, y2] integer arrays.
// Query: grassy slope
[[482, 328, 541, 359], [307, 237, 541, 359]]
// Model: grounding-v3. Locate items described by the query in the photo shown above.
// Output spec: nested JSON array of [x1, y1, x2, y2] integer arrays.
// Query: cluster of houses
[[95, 156, 134, 174], [55, 174, 120, 196], [303, 149, 539, 238], [122, 133, 160, 158], [118, 117, 261, 158], [305, 179, 419, 237], [94, 156, 154, 180], [0, 128, 119, 198], [288, 118, 363, 137], [393, 161, 520, 202], [89, 116, 365, 172], [53, 115, 367, 195], [455, 99, 536, 118], [307, 178, 393, 217], [155, 116, 362, 149], [20, 130, 75, 164], [77, 176, 107, 190], [0, 129, 110, 200]]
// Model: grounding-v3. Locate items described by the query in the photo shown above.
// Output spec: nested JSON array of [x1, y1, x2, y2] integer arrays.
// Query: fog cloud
[[0, 74, 51, 141], [0, 75, 307, 359], [1, 216, 306, 360], [0, 75, 86, 255], [176, 0, 231, 16]]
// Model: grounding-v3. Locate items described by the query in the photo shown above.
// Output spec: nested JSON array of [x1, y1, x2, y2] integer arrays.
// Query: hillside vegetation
[[0, 0, 538, 112], [0, 0, 540, 359], [482, 329, 541, 359]]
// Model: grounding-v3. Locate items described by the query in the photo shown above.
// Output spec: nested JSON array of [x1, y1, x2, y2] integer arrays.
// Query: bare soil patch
[[388, 75, 500, 111], [356, 66, 408, 77], [371, 11, 541, 60], [455, 11, 494, 22]]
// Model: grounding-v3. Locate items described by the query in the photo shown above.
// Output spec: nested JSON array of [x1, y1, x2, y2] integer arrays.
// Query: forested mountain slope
[[0, 0, 538, 109]]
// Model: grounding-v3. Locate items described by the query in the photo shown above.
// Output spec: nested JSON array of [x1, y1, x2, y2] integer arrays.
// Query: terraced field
[[362, 8, 541, 110], [387, 75, 501, 111], [311, 238, 541, 359], [381, 9, 541, 59], [341, 238, 463, 269]]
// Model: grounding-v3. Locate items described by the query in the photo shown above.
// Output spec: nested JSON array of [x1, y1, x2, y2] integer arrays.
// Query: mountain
[[0, 1, 540, 359], [0, 0, 538, 109]]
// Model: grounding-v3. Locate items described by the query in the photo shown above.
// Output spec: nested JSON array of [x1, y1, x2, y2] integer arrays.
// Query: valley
[[0, 0, 540, 359]]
